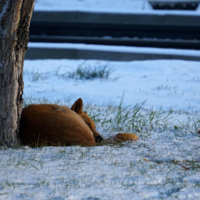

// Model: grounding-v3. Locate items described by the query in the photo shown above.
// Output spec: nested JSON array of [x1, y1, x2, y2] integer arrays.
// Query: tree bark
[[0, 0, 35, 146]]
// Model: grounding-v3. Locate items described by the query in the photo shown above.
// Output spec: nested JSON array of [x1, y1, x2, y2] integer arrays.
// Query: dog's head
[[71, 98, 103, 143]]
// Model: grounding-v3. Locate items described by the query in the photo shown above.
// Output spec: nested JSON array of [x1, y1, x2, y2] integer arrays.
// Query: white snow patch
[[34, 0, 200, 16], [23, 59, 200, 111]]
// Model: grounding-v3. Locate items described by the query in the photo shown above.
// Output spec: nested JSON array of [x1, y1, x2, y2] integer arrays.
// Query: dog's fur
[[19, 98, 138, 146], [19, 98, 103, 146]]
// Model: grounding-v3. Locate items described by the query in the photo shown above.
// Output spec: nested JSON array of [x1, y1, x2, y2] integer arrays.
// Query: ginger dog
[[19, 98, 138, 146]]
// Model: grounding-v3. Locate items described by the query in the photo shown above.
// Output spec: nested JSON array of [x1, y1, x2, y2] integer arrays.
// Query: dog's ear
[[71, 98, 83, 114]]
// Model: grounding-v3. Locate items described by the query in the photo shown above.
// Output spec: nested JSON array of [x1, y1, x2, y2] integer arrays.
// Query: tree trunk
[[0, 0, 35, 146]]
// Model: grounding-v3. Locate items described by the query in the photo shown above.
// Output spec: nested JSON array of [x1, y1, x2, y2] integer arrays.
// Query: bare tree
[[0, 0, 35, 146]]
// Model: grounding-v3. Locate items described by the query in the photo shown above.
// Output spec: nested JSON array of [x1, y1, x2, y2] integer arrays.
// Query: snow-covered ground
[[23, 59, 200, 111], [0, 59, 200, 200]]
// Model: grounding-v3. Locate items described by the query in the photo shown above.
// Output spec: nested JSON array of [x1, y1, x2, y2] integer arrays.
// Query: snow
[[0, 58, 200, 199], [1, 1, 200, 199], [34, 0, 200, 15], [23, 59, 200, 111]]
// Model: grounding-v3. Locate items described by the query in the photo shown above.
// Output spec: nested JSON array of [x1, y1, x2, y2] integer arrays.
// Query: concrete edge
[[25, 47, 200, 61], [31, 11, 200, 26]]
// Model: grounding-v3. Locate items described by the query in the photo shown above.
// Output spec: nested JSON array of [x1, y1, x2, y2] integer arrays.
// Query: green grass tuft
[[22, 94, 200, 140], [65, 64, 114, 80]]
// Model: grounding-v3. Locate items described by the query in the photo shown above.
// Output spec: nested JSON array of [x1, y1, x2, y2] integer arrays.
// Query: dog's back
[[19, 103, 95, 146]]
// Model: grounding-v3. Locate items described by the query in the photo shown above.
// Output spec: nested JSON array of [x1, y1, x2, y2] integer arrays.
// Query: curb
[[25, 47, 200, 61]]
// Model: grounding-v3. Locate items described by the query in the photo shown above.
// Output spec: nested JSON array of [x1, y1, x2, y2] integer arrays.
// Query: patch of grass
[[22, 94, 200, 140], [86, 96, 172, 135], [58, 64, 114, 80], [23, 70, 50, 82], [155, 85, 177, 91], [187, 76, 200, 82], [24, 63, 116, 82]]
